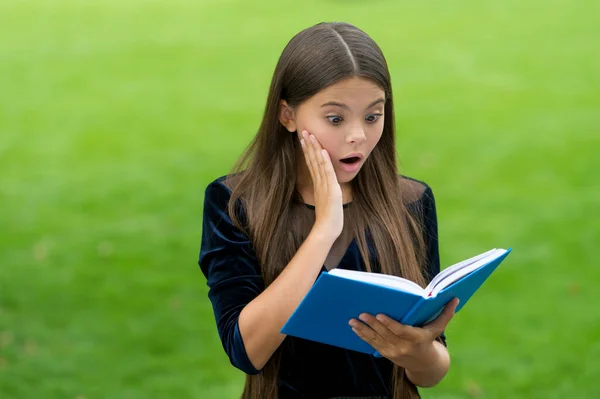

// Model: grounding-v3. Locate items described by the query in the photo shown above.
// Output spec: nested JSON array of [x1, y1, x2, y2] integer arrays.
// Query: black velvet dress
[[199, 175, 446, 399]]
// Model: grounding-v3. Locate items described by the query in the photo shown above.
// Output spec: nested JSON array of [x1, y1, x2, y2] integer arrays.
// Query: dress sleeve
[[421, 185, 440, 284], [420, 185, 447, 346], [198, 179, 264, 374]]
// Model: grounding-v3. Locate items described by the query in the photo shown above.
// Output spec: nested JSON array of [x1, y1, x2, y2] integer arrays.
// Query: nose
[[346, 124, 367, 144]]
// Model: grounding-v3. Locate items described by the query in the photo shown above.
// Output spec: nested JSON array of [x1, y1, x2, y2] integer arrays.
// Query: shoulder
[[203, 173, 249, 227], [203, 172, 245, 200], [398, 174, 435, 207], [203, 175, 231, 209]]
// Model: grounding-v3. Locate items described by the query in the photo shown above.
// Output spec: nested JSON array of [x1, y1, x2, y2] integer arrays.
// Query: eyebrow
[[320, 98, 385, 111]]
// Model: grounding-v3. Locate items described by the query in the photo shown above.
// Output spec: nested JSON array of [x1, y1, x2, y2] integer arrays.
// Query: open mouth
[[340, 156, 361, 164], [338, 155, 363, 172]]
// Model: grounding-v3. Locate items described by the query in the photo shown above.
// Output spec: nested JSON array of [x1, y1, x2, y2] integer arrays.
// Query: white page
[[425, 248, 498, 294], [328, 268, 425, 296], [428, 248, 507, 297]]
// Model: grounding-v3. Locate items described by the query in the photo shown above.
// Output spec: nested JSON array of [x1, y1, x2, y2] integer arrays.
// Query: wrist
[[405, 341, 443, 373], [309, 226, 339, 245], [404, 341, 450, 388]]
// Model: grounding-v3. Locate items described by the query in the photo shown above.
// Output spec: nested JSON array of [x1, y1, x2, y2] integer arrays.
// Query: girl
[[199, 22, 459, 399]]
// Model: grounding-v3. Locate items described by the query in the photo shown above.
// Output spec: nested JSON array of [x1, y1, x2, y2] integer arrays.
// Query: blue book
[[281, 248, 512, 356]]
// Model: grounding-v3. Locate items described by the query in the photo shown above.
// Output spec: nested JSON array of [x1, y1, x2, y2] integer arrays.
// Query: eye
[[366, 113, 383, 123], [327, 116, 343, 125]]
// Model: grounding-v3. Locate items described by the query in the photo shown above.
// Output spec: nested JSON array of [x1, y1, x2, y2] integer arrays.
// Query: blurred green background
[[1, 0, 598, 398]]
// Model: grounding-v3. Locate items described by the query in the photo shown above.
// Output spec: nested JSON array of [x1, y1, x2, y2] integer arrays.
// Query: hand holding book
[[349, 297, 459, 367]]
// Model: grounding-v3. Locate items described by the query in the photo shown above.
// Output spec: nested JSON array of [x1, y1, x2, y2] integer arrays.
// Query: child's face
[[281, 77, 386, 183]]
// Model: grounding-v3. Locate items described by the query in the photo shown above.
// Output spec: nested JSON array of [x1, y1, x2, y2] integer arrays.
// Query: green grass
[[1, 0, 599, 398]]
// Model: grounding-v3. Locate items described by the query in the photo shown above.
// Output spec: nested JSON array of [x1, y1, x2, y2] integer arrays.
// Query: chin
[[335, 170, 360, 184]]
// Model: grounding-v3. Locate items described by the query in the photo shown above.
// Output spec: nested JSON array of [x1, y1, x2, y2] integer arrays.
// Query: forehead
[[309, 77, 385, 106]]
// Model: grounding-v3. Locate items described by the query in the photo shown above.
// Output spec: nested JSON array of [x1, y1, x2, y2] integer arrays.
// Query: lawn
[[0, 0, 598, 398]]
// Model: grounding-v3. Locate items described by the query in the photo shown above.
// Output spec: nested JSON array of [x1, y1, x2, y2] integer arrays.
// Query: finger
[[302, 131, 320, 184], [423, 298, 459, 335], [309, 134, 326, 183], [357, 313, 398, 342], [299, 136, 316, 182], [307, 133, 323, 185], [320, 149, 337, 185], [374, 313, 420, 339], [349, 318, 384, 350]]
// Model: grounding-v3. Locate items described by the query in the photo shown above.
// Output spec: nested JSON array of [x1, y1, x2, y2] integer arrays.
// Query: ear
[[278, 100, 297, 132]]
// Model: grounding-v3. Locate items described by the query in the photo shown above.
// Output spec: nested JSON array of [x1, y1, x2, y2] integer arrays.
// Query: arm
[[199, 180, 336, 374], [238, 228, 335, 370]]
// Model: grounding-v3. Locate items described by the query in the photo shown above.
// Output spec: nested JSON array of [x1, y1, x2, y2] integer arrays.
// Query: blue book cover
[[280, 248, 512, 356]]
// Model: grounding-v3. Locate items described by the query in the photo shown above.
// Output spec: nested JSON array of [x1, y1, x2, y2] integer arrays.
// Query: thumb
[[424, 297, 459, 334]]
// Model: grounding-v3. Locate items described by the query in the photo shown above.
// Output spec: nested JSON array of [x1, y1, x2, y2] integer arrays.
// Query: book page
[[425, 248, 498, 294], [428, 248, 507, 297], [328, 268, 425, 296]]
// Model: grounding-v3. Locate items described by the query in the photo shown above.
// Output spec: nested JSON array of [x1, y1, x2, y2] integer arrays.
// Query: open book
[[281, 248, 512, 356]]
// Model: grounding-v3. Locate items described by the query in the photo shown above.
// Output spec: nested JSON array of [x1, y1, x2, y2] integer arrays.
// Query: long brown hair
[[226, 22, 428, 399]]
